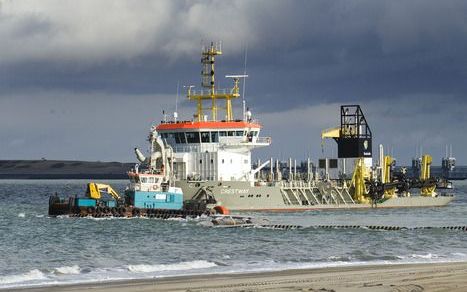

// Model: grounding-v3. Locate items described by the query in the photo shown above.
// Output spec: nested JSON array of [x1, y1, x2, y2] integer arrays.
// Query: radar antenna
[[226, 75, 248, 121]]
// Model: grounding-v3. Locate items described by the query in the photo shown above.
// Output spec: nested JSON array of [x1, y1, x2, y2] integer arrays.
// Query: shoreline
[[7, 261, 467, 292], [0, 160, 132, 180]]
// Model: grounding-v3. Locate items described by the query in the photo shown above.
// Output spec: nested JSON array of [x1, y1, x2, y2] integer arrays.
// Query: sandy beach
[[10, 261, 467, 292]]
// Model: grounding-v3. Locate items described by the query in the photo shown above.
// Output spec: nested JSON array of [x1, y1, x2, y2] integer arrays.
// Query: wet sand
[[11, 261, 467, 292]]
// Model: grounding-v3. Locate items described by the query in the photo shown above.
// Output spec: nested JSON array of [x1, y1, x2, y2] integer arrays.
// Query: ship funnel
[[134, 148, 146, 163]]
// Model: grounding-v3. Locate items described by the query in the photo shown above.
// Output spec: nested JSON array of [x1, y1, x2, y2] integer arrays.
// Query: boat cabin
[[127, 171, 167, 192]]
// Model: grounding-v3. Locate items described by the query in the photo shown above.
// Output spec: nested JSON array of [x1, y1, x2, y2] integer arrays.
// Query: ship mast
[[187, 41, 241, 122]]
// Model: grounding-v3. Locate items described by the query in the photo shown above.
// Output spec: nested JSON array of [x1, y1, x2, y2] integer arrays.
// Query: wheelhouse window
[[235, 131, 244, 136], [162, 132, 175, 140], [211, 131, 219, 142], [219, 131, 227, 137], [200, 132, 210, 143], [227, 131, 235, 136], [185, 132, 200, 143], [175, 132, 186, 144]]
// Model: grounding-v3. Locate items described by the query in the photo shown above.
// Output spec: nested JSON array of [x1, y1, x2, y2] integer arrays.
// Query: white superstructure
[[155, 120, 270, 183]]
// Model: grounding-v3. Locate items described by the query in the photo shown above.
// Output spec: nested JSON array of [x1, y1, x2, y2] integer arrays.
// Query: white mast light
[[225, 75, 249, 78]]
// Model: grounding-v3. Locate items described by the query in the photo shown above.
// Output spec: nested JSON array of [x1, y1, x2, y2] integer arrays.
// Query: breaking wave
[[0, 261, 219, 289], [0, 269, 46, 285], [54, 265, 81, 275], [128, 260, 217, 273], [1, 254, 466, 289]]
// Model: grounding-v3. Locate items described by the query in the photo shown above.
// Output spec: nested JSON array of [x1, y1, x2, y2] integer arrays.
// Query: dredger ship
[[131, 42, 453, 212]]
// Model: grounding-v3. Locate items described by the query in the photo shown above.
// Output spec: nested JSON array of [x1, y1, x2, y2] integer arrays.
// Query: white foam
[[54, 265, 81, 275], [409, 253, 438, 259], [128, 260, 217, 273], [17, 213, 25, 218], [0, 269, 46, 285], [166, 217, 187, 222], [327, 255, 352, 261], [56, 215, 70, 219], [2, 256, 467, 290]]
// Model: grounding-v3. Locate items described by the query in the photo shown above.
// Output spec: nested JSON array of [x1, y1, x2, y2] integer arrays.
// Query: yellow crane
[[86, 183, 121, 201], [322, 127, 372, 203]]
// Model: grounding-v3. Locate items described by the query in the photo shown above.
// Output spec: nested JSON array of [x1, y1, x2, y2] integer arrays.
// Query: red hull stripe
[[156, 121, 261, 130]]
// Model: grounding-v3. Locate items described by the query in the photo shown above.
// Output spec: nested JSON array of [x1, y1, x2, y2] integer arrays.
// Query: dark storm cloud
[[1, 0, 466, 163], [245, 1, 467, 111]]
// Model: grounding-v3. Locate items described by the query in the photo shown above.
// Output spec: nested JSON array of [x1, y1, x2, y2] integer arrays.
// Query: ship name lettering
[[220, 189, 249, 194]]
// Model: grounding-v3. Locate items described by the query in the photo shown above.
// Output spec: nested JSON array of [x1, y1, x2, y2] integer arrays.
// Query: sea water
[[0, 179, 466, 289]]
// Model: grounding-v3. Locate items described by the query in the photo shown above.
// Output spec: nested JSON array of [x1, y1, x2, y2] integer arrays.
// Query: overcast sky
[[1, 0, 466, 165]]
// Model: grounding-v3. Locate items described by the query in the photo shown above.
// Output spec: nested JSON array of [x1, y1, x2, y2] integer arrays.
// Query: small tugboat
[[48, 177, 206, 218]]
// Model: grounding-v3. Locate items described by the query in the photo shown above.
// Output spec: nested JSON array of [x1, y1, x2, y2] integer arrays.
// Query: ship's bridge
[[155, 120, 271, 182], [156, 120, 270, 153]]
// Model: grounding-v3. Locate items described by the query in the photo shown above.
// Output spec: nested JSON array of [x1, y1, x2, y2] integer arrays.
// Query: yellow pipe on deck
[[383, 155, 396, 199], [351, 158, 370, 204], [420, 154, 436, 197]]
